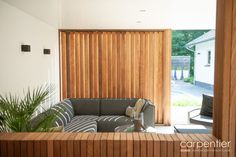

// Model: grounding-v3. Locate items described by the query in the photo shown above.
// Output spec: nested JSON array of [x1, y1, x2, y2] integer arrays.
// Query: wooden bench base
[[0, 133, 226, 157]]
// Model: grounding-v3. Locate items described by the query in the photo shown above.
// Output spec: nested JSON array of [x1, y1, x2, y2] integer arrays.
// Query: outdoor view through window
[[171, 30, 215, 133]]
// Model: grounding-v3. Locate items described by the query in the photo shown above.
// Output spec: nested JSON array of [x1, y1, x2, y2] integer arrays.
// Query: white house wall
[[194, 40, 215, 86]]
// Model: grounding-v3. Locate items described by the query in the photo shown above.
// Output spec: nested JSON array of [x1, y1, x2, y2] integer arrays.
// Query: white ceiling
[[3, 0, 217, 29], [60, 0, 216, 29], [2, 0, 60, 27]]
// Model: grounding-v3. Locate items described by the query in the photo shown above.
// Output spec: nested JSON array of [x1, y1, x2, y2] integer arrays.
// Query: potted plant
[[0, 85, 60, 132]]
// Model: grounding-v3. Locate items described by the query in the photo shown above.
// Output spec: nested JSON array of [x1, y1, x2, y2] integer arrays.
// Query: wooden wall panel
[[60, 30, 171, 124], [0, 133, 225, 157], [213, 0, 236, 157]]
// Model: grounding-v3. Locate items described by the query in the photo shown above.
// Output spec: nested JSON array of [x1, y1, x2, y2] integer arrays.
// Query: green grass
[[172, 96, 201, 107]]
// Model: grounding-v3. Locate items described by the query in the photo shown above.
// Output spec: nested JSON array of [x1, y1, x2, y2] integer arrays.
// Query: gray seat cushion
[[70, 98, 100, 116], [97, 115, 133, 132], [100, 98, 138, 115], [190, 115, 213, 127], [64, 116, 98, 132]]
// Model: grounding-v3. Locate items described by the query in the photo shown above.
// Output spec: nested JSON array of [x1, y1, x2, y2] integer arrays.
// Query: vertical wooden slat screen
[[60, 30, 172, 124], [213, 0, 236, 156]]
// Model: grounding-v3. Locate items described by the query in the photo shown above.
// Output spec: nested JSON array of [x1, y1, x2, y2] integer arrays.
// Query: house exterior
[[185, 30, 215, 90]]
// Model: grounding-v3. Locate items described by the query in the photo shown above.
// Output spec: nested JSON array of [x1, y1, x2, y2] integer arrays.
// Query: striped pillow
[[52, 99, 74, 127]]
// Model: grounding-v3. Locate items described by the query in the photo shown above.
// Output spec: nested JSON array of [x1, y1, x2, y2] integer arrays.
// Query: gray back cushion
[[200, 94, 213, 117], [100, 98, 138, 115], [70, 98, 100, 116]]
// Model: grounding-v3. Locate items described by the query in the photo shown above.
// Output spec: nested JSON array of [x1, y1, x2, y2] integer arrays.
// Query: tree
[[172, 30, 209, 76]]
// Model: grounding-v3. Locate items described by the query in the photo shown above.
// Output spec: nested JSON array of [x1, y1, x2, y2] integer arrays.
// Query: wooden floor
[[0, 132, 225, 157]]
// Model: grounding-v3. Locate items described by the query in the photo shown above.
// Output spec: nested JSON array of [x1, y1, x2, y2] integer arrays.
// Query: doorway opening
[[171, 30, 215, 133]]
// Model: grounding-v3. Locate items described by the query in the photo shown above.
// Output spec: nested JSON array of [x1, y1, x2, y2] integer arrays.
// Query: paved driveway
[[172, 80, 213, 100]]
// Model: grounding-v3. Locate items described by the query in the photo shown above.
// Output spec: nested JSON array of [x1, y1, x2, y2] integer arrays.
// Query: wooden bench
[[0, 132, 223, 157]]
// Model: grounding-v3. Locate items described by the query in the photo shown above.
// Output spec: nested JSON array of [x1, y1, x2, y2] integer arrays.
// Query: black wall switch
[[43, 49, 51, 55], [21, 45, 31, 52]]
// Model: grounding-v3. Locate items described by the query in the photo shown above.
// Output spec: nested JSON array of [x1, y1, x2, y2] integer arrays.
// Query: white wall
[[194, 40, 215, 85], [0, 1, 60, 106]]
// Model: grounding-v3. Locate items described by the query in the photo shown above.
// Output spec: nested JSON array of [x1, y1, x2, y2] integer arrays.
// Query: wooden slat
[[60, 32, 67, 99], [165, 134, 174, 157], [108, 32, 112, 98], [85, 33, 90, 98], [170, 134, 180, 157], [139, 133, 147, 157], [188, 134, 201, 157], [145, 133, 154, 157], [151, 133, 160, 157], [156, 32, 163, 123], [229, 1, 236, 157], [134, 32, 140, 97], [74, 133, 82, 157], [87, 133, 95, 157], [59, 133, 71, 157], [14, 134, 25, 157], [75, 33, 81, 98], [162, 30, 172, 125], [69, 32, 76, 98], [149, 32, 155, 102], [133, 133, 140, 157], [94, 32, 100, 97], [214, 0, 236, 157], [59, 30, 172, 124], [114, 133, 120, 157], [80, 33, 85, 98], [101, 133, 108, 157], [94, 133, 102, 157], [67, 133, 78, 157], [201, 134, 215, 157], [34, 133, 47, 157], [7, 134, 19, 157], [107, 133, 114, 157], [81, 133, 90, 157], [158, 134, 167, 157], [112, 32, 118, 98], [120, 133, 127, 157], [117, 32, 121, 97], [176, 134, 187, 157], [196, 134, 208, 157], [126, 133, 133, 157], [182, 134, 193, 157], [90, 33, 95, 98]]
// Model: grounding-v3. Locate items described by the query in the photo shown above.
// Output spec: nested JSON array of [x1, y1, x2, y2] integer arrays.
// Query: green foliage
[[0, 85, 59, 132], [172, 30, 210, 76], [184, 76, 194, 84]]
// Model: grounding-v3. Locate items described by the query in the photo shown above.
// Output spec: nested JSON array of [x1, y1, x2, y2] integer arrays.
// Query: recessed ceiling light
[[139, 10, 146, 12], [136, 21, 142, 23]]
